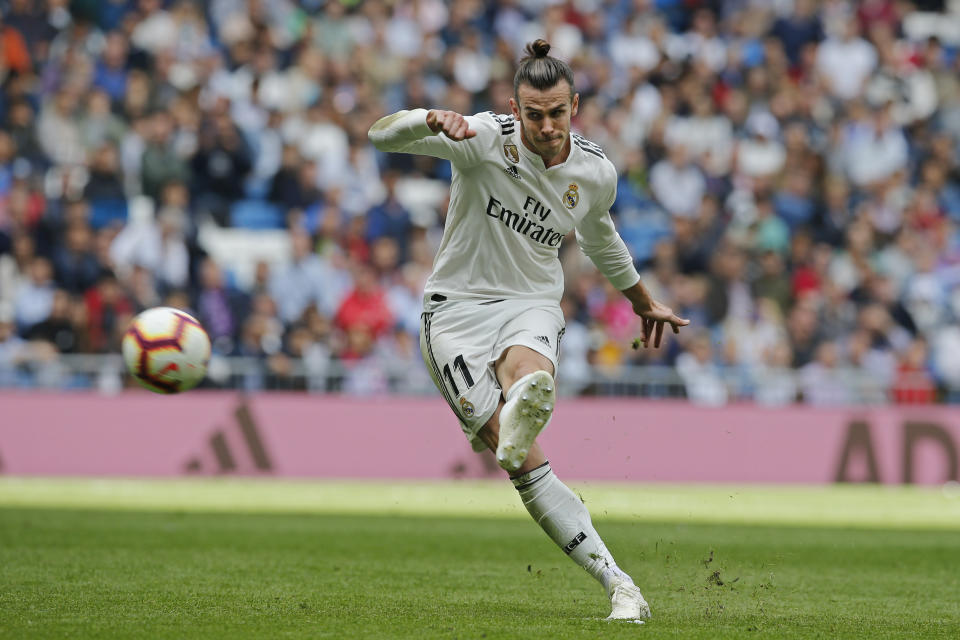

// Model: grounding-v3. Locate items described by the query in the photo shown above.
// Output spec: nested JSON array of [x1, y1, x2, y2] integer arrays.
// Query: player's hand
[[426, 109, 477, 141], [632, 299, 690, 349]]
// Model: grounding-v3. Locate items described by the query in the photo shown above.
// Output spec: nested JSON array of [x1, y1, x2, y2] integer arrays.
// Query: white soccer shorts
[[419, 294, 565, 451]]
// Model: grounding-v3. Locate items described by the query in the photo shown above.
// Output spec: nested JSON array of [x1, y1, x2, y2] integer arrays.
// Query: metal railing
[[0, 354, 943, 405]]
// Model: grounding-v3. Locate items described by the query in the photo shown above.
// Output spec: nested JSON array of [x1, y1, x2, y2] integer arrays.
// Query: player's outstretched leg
[[496, 370, 556, 471], [511, 462, 651, 621]]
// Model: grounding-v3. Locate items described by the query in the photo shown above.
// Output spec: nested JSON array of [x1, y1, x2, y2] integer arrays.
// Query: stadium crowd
[[0, 0, 959, 403]]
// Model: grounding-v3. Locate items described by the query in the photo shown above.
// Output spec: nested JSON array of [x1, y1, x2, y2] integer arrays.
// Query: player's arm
[[575, 175, 689, 348], [367, 108, 494, 167]]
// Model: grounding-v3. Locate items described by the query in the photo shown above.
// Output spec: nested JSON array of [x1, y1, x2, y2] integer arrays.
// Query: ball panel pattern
[[122, 308, 211, 394]]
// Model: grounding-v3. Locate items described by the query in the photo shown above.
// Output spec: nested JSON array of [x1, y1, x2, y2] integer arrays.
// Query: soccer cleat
[[496, 370, 556, 471], [606, 583, 651, 621]]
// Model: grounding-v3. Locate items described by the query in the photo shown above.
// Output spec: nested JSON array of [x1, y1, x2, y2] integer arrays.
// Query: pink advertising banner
[[0, 392, 958, 484]]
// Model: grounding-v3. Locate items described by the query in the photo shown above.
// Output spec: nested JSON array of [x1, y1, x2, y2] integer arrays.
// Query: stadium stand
[[1, 0, 959, 404]]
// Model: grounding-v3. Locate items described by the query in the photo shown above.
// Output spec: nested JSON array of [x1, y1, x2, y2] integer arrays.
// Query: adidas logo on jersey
[[535, 335, 550, 347], [504, 165, 522, 180]]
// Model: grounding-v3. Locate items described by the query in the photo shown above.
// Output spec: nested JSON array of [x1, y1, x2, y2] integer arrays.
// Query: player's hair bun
[[514, 38, 573, 95], [526, 39, 551, 59]]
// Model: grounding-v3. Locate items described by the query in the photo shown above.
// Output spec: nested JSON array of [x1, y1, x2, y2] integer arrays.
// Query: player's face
[[510, 81, 579, 163]]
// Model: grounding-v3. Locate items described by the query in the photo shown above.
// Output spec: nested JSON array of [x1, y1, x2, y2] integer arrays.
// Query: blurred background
[[0, 0, 959, 408]]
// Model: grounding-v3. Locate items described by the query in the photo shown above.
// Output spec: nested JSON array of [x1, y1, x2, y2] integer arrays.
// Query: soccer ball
[[122, 307, 211, 394]]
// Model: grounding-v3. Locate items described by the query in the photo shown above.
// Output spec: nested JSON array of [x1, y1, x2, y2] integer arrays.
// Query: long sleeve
[[368, 108, 496, 168], [575, 179, 641, 291]]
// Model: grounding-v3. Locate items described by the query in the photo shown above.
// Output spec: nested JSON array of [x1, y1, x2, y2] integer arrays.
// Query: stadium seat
[[196, 224, 291, 290], [89, 199, 129, 229], [229, 199, 285, 229]]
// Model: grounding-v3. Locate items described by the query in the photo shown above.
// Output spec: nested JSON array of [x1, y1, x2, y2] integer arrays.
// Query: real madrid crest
[[459, 397, 475, 417], [503, 143, 519, 164], [563, 183, 579, 209]]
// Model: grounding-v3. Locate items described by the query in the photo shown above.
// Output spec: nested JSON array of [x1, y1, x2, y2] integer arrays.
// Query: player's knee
[[500, 350, 553, 386], [510, 354, 554, 384], [513, 361, 552, 382]]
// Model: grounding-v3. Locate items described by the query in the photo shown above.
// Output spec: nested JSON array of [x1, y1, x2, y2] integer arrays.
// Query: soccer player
[[368, 39, 689, 622]]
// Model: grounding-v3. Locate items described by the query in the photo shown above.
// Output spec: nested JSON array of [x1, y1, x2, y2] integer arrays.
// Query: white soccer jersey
[[368, 109, 640, 302]]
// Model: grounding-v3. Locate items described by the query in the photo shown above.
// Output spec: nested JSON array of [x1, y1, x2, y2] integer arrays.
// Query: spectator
[[13, 255, 55, 333], [770, 0, 824, 67], [609, 14, 660, 74], [922, 37, 960, 130], [339, 324, 389, 395], [0, 232, 35, 311], [194, 257, 249, 355], [815, 17, 877, 101], [0, 306, 26, 385], [140, 110, 189, 204], [676, 332, 728, 406], [774, 170, 816, 231], [93, 31, 129, 105], [6, 99, 43, 166], [83, 143, 126, 211], [665, 92, 734, 177], [25, 288, 79, 353], [365, 171, 412, 258], [813, 176, 854, 247], [735, 111, 786, 179], [130, 0, 176, 56], [83, 270, 133, 352], [4, 0, 57, 67], [243, 107, 283, 197], [892, 337, 936, 403], [787, 300, 821, 367], [852, 272, 917, 335], [269, 149, 322, 212], [705, 242, 752, 327], [749, 196, 791, 256], [334, 262, 393, 339], [845, 325, 897, 400], [649, 145, 706, 219], [52, 221, 101, 294], [752, 251, 792, 315], [799, 341, 851, 405], [110, 195, 189, 292], [0, 8, 32, 75], [37, 88, 85, 167], [753, 339, 799, 406], [127, 263, 161, 311], [843, 99, 908, 188], [191, 110, 252, 225], [80, 90, 127, 154], [168, 0, 215, 62], [269, 229, 350, 324]]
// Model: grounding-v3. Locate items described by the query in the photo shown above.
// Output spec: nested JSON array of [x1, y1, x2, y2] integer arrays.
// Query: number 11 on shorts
[[442, 354, 474, 396]]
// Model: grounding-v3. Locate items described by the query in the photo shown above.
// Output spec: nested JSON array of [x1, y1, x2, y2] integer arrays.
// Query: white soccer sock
[[511, 462, 633, 594]]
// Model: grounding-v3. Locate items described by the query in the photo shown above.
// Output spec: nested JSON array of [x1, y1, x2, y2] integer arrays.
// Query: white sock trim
[[511, 461, 552, 488]]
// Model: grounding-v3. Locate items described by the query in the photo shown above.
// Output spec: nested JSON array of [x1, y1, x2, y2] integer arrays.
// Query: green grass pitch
[[1, 479, 959, 639]]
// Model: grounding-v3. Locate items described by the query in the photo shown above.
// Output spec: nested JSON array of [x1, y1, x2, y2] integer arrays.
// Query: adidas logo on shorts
[[535, 335, 550, 347]]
